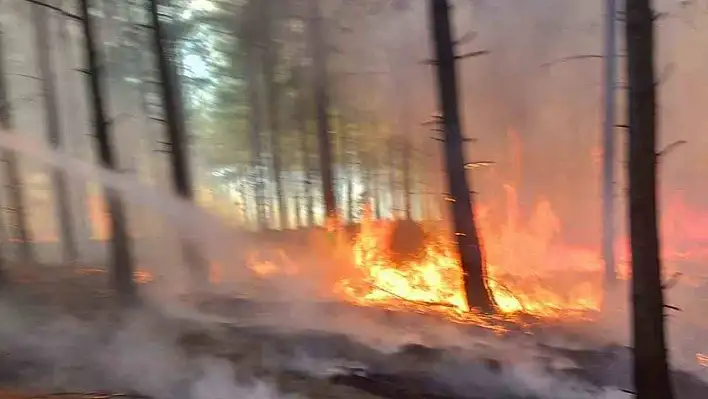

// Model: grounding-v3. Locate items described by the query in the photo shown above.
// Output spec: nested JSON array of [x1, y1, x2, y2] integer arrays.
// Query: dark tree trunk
[[32, 1, 78, 264], [0, 26, 34, 266], [148, 0, 208, 286], [428, 0, 494, 313], [309, 0, 337, 221], [625, 0, 674, 398], [80, 0, 136, 303]]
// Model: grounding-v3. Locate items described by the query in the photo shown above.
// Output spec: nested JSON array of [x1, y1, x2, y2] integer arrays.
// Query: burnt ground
[[0, 266, 706, 399]]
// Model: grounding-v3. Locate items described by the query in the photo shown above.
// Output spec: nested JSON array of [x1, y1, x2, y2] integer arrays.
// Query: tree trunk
[[388, 136, 397, 218], [402, 138, 412, 220], [261, 3, 287, 230], [245, 47, 267, 230], [625, 0, 674, 398], [295, 69, 313, 227], [343, 122, 354, 223], [428, 0, 494, 313], [0, 26, 34, 266], [148, 0, 208, 286], [80, 0, 136, 303], [309, 0, 337, 221], [602, 0, 618, 288], [32, 1, 78, 264]]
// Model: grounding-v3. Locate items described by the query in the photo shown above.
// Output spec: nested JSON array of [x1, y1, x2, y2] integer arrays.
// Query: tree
[[625, 0, 674, 397], [602, 0, 619, 289], [260, 0, 288, 230], [31, 0, 78, 263], [294, 66, 315, 226], [428, 0, 494, 312], [309, 0, 337, 222], [148, 0, 208, 285], [0, 25, 34, 267], [80, 0, 136, 303]]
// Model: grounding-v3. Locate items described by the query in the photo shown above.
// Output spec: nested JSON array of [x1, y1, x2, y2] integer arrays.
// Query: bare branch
[[464, 161, 495, 169], [541, 54, 604, 68], [24, 0, 81, 20], [657, 140, 687, 158], [661, 272, 683, 290], [455, 49, 490, 60]]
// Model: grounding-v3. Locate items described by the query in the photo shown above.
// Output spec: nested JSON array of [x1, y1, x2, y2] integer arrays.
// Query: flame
[[335, 190, 603, 322]]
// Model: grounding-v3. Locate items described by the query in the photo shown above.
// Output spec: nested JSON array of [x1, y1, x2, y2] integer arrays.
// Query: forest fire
[[243, 183, 614, 327], [334, 187, 604, 323]]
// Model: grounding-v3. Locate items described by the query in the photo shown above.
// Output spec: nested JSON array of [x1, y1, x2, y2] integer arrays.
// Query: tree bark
[[602, 0, 618, 288], [428, 0, 494, 313], [261, 1, 287, 230], [402, 138, 412, 220], [309, 0, 337, 221], [32, 1, 78, 263], [625, 0, 674, 398], [0, 26, 34, 266], [244, 38, 267, 230], [148, 0, 208, 286], [295, 67, 313, 227], [80, 0, 136, 303]]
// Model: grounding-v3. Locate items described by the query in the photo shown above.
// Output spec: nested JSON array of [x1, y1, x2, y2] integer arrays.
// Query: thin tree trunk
[[262, 19, 287, 230], [0, 26, 34, 266], [80, 0, 136, 303], [148, 0, 208, 285], [388, 136, 397, 218], [625, 0, 674, 397], [428, 0, 494, 312], [402, 138, 412, 220], [343, 122, 354, 223], [58, 0, 92, 261], [245, 48, 267, 230], [602, 0, 618, 288], [309, 0, 337, 221], [295, 70, 313, 227], [32, 1, 78, 263]]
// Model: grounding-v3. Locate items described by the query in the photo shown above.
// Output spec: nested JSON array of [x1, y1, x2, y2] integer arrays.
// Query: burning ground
[[2, 186, 708, 399]]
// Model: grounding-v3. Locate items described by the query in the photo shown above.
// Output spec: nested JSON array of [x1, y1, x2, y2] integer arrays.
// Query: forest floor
[[0, 264, 707, 399]]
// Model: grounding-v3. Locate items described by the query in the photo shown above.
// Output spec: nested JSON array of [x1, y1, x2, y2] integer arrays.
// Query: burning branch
[[368, 282, 458, 309]]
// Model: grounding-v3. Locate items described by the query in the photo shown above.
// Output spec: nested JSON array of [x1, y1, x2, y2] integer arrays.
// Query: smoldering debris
[[0, 280, 706, 399]]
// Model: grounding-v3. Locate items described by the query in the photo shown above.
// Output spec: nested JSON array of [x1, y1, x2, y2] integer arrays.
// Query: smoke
[[0, 301, 300, 399]]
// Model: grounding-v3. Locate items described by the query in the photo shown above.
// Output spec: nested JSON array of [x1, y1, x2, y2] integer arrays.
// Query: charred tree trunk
[[0, 26, 34, 266], [80, 0, 136, 303], [625, 0, 674, 398], [148, 0, 208, 286], [32, 1, 78, 263], [428, 0, 494, 313], [309, 0, 337, 221]]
